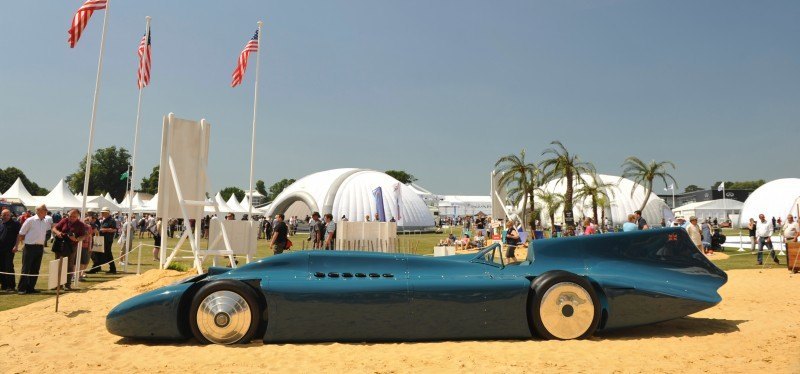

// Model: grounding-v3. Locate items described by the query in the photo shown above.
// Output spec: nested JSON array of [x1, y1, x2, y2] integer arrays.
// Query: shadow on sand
[[595, 317, 746, 340]]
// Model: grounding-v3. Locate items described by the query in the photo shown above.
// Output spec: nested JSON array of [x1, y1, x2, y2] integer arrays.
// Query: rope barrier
[[0, 244, 145, 277]]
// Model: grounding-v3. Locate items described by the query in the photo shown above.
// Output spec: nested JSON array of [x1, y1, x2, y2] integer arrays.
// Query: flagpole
[[126, 16, 151, 270], [76, 0, 110, 287], [246, 21, 263, 223]]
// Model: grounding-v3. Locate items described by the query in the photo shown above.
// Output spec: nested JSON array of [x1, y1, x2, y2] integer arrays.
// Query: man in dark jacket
[[0, 209, 21, 292]]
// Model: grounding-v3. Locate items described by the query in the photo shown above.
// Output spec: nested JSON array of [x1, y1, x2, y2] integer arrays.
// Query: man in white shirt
[[16, 204, 53, 294], [782, 214, 799, 254], [756, 213, 779, 265]]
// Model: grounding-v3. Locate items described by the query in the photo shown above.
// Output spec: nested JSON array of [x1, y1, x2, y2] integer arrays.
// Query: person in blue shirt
[[622, 214, 638, 232]]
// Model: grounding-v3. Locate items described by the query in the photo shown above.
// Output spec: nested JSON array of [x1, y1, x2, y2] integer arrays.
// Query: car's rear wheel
[[189, 280, 261, 344], [530, 272, 600, 340]]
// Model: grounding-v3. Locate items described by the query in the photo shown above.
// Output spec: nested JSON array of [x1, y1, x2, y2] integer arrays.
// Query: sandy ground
[[1, 268, 798, 373]]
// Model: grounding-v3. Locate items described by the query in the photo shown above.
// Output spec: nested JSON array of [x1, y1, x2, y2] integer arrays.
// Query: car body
[[107, 227, 727, 344]]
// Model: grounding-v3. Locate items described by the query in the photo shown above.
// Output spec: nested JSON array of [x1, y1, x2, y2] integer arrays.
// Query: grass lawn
[[0, 226, 786, 312]]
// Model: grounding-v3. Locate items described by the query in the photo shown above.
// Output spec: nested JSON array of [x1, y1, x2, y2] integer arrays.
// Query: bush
[[166, 262, 188, 272]]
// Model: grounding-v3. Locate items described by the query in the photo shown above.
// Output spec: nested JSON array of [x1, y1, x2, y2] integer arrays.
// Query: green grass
[[0, 226, 783, 312]]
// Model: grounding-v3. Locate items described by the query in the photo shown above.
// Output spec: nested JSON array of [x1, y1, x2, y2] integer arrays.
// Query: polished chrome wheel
[[195, 290, 253, 344], [538, 282, 594, 340]]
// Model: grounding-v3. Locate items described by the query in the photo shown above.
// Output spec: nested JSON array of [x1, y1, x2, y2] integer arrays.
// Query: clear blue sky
[[2, 0, 799, 195]]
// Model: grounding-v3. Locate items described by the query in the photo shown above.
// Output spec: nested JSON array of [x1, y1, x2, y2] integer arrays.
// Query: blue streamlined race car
[[107, 227, 726, 344]]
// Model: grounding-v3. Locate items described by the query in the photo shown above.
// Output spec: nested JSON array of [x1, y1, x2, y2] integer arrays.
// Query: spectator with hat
[[97, 207, 117, 274]]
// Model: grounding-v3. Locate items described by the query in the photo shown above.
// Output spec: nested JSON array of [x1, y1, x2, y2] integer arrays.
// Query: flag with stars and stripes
[[137, 31, 151, 89], [68, 0, 107, 48], [231, 29, 259, 87]]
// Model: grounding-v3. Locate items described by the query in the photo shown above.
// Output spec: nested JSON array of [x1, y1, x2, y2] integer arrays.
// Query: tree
[[573, 176, 615, 223], [539, 141, 595, 232], [495, 149, 540, 232], [711, 180, 765, 191], [139, 166, 159, 195], [684, 184, 703, 193], [66, 146, 131, 201], [385, 170, 417, 184], [220, 186, 245, 202], [620, 157, 677, 211], [255, 179, 267, 197], [536, 190, 564, 230], [0, 167, 48, 195], [268, 178, 296, 201]]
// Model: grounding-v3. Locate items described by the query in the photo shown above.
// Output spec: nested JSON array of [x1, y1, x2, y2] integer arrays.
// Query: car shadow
[[593, 317, 746, 340], [113, 317, 747, 346]]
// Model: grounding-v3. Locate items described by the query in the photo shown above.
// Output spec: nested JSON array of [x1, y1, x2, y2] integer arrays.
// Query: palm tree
[[595, 195, 610, 228], [495, 150, 540, 232], [620, 157, 678, 211], [536, 190, 564, 230], [539, 141, 595, 231], [573, 175, 616, 223]]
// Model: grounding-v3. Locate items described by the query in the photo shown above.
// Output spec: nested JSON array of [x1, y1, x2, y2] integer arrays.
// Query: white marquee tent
[[672, 199, 742, 221], [41, 179, 82, 209], [135, 193, 159, 213], [0, 178, 40, 207], [438, 195, 492, 217], [226, 195, 247, 214], [266, 168, 435, 229], [737, 178, 800, 228]]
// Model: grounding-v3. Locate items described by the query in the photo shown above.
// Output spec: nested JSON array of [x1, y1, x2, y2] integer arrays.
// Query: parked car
[[107, 227, 727, 344]]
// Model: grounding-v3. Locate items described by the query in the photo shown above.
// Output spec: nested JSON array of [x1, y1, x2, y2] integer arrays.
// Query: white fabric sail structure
[[530, 173, 671, 227], [1, 178, 40, 207], [265, 168, 435, 229], [226, 195, 246, 213], [42, 179, 82, 209], [737, 178, 800, 228]]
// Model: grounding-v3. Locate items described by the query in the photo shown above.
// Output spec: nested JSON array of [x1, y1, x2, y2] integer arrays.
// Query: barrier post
[[137, 242, 142, 275]]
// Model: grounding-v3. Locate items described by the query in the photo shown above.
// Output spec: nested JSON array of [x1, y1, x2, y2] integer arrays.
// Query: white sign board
[[47, 258, 68, 290], [157, 115, 210, 219], [208, 220, 258, 256], [336, 221, 397, 253]]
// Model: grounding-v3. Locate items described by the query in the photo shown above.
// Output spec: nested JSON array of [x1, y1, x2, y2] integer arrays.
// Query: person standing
[[323, 213, 336, 250], [756, 214, 779, 265], [701, 219, 714, 255], [687, 216, 703, 252], [270, 214, 288, 255], [504, 219, 520, 263], [0, 209, 21, 292], [747, 218, 757, 253], [98, 208, 118, 274], [634, 210, 649, 230], [308, 212, 322, 249], [622, 214, 638, 232], [16, 205, 52, 294], [51, 209, 87, 288], [782, 214, 799, 249]]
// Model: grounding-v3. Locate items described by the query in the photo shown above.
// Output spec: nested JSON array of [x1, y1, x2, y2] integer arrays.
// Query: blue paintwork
[[106, 227, 727, 342]]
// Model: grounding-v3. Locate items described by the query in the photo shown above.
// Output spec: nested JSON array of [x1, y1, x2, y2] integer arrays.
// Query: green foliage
[[495, 149, 540, 231], [255, 179, 267, 197], [539, 141, 595, 230], [66, 146, 131, 201], [574, 176, 616, 222], [711, 180, 765, 191], [220, 186, 245, 202], [268, 178, 296, 200], [684, 184, 703, 192], [0, 167, 48, 195], [620, 156, 677, 211], [166, 262, 188, 272], [139, 166, 159, 195], [385, 170, 417, 184], [536, 190, 564, 228]]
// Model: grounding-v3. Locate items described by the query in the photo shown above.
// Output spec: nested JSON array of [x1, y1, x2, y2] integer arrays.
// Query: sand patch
[[1, 268, 798, 373]]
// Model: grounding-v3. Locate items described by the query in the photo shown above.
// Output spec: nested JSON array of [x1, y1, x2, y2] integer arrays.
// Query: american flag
[[68, 0, 107, 48], [137, 32, 151, 89], [231, 29, 259, 87]]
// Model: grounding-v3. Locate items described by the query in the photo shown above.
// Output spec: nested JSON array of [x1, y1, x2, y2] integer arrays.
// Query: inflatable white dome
[[737, 178, 800, 228], [527, 174, 671, 227], [265, 168, 435, 229]]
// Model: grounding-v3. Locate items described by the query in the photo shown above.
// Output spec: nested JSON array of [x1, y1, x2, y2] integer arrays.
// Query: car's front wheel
[[189, 280, 261, 344], [529, 272, 600, 340]]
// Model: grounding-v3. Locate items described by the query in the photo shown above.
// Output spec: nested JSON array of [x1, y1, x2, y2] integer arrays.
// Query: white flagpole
[[126, 16, 151, 269], [76, 0, 111, 286], [246, 22, 263, 222]]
